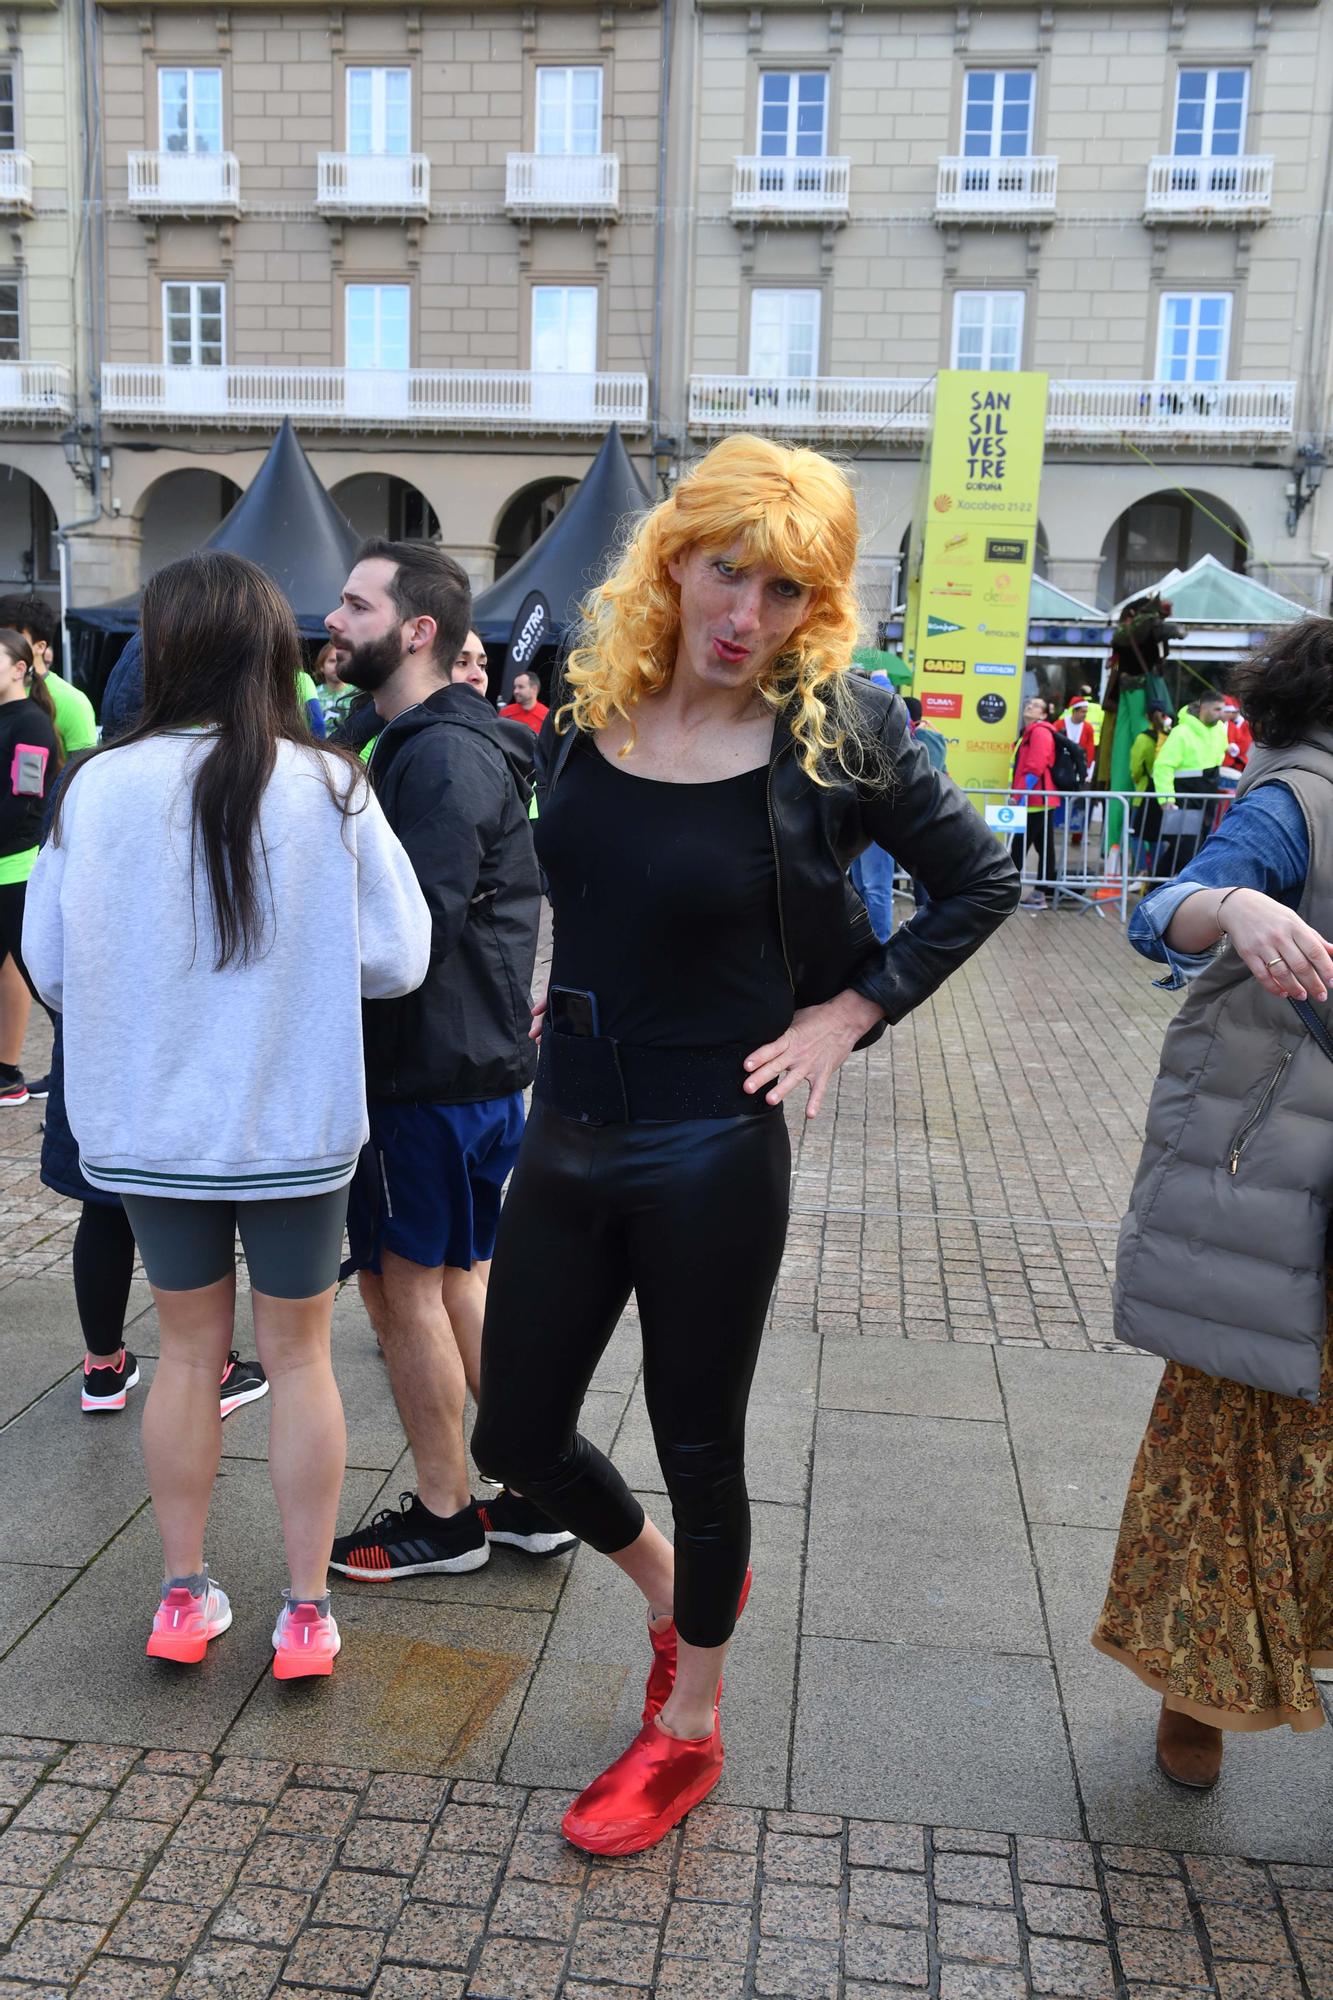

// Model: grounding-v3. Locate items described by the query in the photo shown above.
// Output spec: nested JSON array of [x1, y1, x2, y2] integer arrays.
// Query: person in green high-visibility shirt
[[1152, 689, 1229, 876], [0, 594, 96, 757]]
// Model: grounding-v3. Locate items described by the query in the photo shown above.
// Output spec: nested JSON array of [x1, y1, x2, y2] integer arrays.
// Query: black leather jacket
[[537, 679, 1020, 1044]]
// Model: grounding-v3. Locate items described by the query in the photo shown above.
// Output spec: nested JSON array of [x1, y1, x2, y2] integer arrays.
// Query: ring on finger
[[1265, 955, 1286, 969]]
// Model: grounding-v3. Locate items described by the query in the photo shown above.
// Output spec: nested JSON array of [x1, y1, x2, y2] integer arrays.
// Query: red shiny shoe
[[642, 1566, 752, 1725], [561, 1713, 724, 1856]]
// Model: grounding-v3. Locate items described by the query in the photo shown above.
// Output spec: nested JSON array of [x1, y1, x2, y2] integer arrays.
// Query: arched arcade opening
[[138, 469, 242, 581], [331, 473, 439, 544], [1097, 490, 1247, 608]]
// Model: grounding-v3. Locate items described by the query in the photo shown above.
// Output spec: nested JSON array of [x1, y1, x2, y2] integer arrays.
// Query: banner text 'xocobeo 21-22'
[[904, 370, 1048, 794]]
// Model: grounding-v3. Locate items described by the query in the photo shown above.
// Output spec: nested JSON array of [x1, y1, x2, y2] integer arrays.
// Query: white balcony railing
[[689, 375, 934, 439], [935, 156, 1058, 218], [127, 151, 240, 214], [730, 156, 851, 219], [1145, 154, 1274, 220], [1047, 378, 1293, 440], [316, 153, 430, 215], [688, 374, 1295, 444], [505, 154, 620, 217], [101, 364, 649, 433], [0, 152, 33, 214], [0, 362, 72, 421]]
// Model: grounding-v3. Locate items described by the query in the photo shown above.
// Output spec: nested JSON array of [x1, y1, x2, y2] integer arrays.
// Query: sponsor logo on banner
[[508, 590, 551, 670], [985, 538, 1027, 563], [985, 802, 1027, 833], [937, 580, 972, 598], [923, 692, 963, 719], [975, 661, 1017, 676], [932, 493, 954, 513], [976, 693, 1008, 725], [922, 657, 966, 675], [926, 615, 966, 637], [976, 622, 1022, 640]]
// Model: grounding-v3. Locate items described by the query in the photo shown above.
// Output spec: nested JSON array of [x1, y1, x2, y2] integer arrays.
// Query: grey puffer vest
[[1114, 731, 1333, 1402]]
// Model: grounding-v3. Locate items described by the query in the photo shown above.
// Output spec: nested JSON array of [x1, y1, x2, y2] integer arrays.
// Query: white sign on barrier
[[985, 802, 1027, 834]]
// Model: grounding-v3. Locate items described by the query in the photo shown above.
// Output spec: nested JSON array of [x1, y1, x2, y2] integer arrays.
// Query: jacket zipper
[[765, 757, 794, 987], [1227, 1050, 1292, 1175]]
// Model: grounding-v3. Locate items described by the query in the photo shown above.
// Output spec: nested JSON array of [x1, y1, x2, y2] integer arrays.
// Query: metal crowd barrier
[[952, 784, 1238, 925]]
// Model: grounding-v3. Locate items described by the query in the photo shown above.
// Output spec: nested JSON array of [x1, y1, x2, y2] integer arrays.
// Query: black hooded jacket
[[362, 684, 540, 1103]]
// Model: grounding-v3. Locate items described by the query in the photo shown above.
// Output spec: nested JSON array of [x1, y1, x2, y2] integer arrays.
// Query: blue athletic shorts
[[346, 1094, 526, 1275]]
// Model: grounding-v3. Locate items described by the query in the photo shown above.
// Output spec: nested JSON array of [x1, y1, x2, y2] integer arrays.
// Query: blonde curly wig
[[560, 433, 866, 784]]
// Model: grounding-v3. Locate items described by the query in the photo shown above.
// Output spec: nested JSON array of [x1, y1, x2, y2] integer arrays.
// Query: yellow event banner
[[905, 370, 1048, 794]]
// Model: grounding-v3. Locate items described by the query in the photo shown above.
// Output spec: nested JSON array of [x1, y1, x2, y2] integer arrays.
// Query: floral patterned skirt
[[1092, 1327, 1333, 1733]]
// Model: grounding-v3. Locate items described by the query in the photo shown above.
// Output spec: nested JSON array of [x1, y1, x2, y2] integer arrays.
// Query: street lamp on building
[[1287, 442, 1326, 535]]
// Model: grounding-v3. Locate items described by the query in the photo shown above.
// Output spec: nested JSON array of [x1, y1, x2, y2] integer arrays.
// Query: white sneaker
[[146, 1574, 232, 1664], [272, 1596, 341, 1680]]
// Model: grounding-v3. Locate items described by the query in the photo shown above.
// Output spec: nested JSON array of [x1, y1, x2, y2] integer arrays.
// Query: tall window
[[749, 290, 820, 377], [1173, 69, 1248, 155], [962, 71, 1034, 156], [536, 68, 602, 155], [759, 72, 829, 156], [346, 69, 411, 156], [0, 73, 15, 152], [163, 283, 224, 366], [158, 69, 223, 154], [0, 280, 19, 360], [346, 285, 410, 370], [951, 292, 1024, 371], [531, 286, 597, 372], [1157, 294, 1231, 382]]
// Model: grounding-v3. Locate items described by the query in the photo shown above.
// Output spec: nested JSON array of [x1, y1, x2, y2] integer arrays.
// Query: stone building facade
[[0, 0, 1331, 638]]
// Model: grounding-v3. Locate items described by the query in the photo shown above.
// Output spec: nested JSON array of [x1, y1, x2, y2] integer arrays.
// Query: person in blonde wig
[[473, 435, 1019, 1854]]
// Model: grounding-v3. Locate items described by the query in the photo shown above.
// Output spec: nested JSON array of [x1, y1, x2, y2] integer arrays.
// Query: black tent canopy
[[471, 425, 650, 664], [67, 420, 360, 697]]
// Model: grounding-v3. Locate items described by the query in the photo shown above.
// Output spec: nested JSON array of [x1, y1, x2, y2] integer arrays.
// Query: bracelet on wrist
[[1215, 885, 1244, 935]]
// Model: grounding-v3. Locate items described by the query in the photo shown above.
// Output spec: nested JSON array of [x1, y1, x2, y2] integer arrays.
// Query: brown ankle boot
[[1155, 1701, 1223, 1790]]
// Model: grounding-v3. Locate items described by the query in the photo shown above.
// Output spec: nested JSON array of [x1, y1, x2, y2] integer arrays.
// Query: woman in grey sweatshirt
[[23, 552, 430, 1680]]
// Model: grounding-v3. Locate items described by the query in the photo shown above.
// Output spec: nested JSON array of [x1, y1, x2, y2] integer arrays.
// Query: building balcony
[[504, 154, 620, 219], [1047, 378, 1293, 442], [730, 156, 850, 222], [1144, 154, 1273, 221], [0, 362, 72, 422], [0, 152, 33, 216], [101, 364, 649, 434], [127, 151, 241, 215], [934, 156, 1058, 221], [689, 375, 934, 440], [688, 374, 1294, 445], [316, 153, 430, 217]]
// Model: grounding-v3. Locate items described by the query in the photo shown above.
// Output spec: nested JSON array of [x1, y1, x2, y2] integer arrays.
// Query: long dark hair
[[1230, 618, 1333, 749], [0, 627, 62, 770], [54, 551, 363, 968]]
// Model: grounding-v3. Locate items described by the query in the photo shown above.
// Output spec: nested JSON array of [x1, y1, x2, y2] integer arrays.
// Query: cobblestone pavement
[[3, 912, 1332, 1998], [3, 1739, 1333, 2000]]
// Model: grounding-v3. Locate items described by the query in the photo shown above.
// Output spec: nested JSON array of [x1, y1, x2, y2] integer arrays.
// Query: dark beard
[[336, 628, 403, 692]]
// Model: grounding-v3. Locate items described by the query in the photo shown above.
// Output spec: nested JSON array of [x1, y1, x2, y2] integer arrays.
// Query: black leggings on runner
[[72, 1201, 137, 1358], [0, 878, 37, 997], [473, 1101, 791, 1649]]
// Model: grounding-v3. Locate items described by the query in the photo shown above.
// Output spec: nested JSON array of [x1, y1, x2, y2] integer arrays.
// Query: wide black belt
[[535, 1029, 775, 1124]]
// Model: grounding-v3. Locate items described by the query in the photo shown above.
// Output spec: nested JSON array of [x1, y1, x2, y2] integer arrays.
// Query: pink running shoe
[[272, 1597, 341, 1680], [146, 1575, 232, 1664]]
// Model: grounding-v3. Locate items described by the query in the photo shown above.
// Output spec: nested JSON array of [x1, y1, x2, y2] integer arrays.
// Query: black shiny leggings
[[473, 1101, 791, 1648]]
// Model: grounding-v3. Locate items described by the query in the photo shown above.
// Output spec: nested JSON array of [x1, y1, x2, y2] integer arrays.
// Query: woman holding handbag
[[1098, 616, 1333, 1788]]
